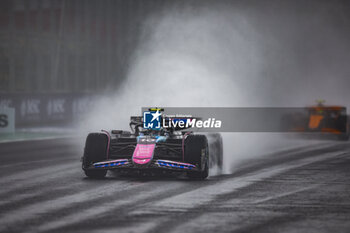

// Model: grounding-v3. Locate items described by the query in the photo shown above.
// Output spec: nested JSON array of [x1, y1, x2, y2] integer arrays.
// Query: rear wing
[[130, 116, 143, 124]]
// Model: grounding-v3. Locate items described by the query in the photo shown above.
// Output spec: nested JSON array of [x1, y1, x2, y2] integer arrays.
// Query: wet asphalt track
[[0, 138, 350, 233]]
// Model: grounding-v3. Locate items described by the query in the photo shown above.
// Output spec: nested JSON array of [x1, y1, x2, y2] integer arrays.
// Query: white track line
[[32, 152, 346, 233], [168, 185, 322, 233], [30, 182, 186, 233], [0, 157, 75, 169], [0, 135, 73, 144], [0, 163, 78, 196], [251, 184, 321, 204], [228, 142, 341, 174], [0, 169, 84, 206], [0, 180, 136, 231], [153, 151, 345, 211], [0, 163, 77, 184]]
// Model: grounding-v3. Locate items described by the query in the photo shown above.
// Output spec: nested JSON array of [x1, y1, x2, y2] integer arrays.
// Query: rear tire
[[184, 135, 209, 180], [82, 133, 109, 178]]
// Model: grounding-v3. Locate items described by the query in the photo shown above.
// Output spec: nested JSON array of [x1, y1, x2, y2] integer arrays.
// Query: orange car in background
[[307, 104, 348, 137], [286, 101, 349, 140]]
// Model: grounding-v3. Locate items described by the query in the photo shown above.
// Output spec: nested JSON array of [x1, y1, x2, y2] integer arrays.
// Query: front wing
[[85, 158, 197, 171]]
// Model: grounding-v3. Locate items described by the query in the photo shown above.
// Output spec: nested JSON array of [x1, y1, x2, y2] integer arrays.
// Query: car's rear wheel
[[184, 135, 209, 180], [82, 133, 108, 178]]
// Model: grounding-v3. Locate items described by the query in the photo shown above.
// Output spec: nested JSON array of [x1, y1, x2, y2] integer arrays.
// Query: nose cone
[[132, 144, 155, 165]]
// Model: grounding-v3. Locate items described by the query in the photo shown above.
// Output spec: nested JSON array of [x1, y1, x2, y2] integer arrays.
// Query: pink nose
[[133, 157, 152, 164], [132, 144, 155, 165]]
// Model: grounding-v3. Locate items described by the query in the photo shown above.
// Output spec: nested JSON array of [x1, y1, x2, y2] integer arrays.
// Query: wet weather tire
[[187, 158, 209, 179], [184, 135, 209, 180], [84, 169, 107, 179], [82, 133, 109, 178]]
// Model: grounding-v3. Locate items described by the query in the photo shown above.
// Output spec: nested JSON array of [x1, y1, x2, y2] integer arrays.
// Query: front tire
[[184, 135, 209, 180], [84, 169, 107, 179], [187, 157, 209, 179], [82, 133, 109, 178]]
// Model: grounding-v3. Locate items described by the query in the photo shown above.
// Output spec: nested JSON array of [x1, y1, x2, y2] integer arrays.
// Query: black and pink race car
[[82, 116, 223, 179]]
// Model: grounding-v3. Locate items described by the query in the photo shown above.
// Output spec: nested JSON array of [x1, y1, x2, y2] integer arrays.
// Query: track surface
[[0, 138, 349, 233]]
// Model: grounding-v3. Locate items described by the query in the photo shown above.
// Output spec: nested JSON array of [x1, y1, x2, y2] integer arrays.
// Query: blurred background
[[0, 0, 153, 94], [0, 0, 159, 131], [0, 0, 349, 134]]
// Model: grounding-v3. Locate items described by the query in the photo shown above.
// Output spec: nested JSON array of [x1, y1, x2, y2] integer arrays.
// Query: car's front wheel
[[187, 156, 209, 179], [84, 169, 107, 179], [184, 135, 209, 180], [82, 133, 109, 178]]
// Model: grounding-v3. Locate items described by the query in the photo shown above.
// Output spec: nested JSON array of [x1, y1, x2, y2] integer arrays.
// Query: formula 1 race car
[[283, 101, 349, 140], [82, 116, 223, 179]]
